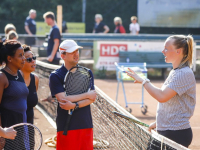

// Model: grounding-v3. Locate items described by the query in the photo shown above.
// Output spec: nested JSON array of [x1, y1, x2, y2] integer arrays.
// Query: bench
[[119, 51, 172, 79]]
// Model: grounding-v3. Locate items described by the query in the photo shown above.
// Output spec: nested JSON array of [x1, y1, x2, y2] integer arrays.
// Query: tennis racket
[[114, 62, 147, 73], [113, 111, 149, 127], [62, 66, 93, 135], [0, 123, 42, 150]]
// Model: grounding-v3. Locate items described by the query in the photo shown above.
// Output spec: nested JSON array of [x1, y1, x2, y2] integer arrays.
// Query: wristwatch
[[142, 78, 150, 86], [74, 102, 79, 110]]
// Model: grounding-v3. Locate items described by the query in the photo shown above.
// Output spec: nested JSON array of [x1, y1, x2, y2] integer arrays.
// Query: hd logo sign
[[100, 44, 127, 57]]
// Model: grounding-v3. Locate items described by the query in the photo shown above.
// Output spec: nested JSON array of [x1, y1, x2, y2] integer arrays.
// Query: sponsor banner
[[93, 41, 164, 71]]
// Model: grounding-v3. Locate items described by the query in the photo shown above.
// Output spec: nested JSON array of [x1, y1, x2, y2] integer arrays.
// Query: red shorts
[[56, 128, 93, 150]]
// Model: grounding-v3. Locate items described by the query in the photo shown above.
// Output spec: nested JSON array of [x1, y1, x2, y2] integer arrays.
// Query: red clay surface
[[94, 79, 200, 150], [34, 79, 200, 150]]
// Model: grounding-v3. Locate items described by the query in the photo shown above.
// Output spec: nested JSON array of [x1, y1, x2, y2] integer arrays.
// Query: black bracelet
[[74, 102, 79, 110]]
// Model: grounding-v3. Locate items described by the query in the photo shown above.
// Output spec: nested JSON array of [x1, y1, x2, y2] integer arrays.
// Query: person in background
[[62, 21, 68, 33], [2, 24, 16, 42], [93, 14, 109, 33], [7, 31, 18, 40], [126, 35, 196, 148], [20, 44, 39, 124], [43, 11, 61, 65], [113, 17, 126, 34], [129, 16, 140, 35], [24, 9, 37, 46]]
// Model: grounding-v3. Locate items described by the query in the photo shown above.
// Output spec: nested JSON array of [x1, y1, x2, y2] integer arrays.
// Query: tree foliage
[[0, 0, 137, 34], [1, 0, 198, 34]]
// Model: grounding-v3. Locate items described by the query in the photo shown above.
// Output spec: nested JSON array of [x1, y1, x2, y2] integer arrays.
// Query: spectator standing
[[129, 16, 140, 35], [113, 17, 126, 34], [43, 11, 61, 65], [2, 24, 16, 42], [7, 31, 18, 40], [62, 21, 68, 33], [93, 14, 109, 33], [24, 9, 37, 46]]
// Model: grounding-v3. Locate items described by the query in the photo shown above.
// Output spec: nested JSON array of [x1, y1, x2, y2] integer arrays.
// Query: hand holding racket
[[59, 99, 75, 110], [87, 90, 97, 102], [0, 123, 42, 150], [2, 127, 17, 140], [62, 66, 93, 135]]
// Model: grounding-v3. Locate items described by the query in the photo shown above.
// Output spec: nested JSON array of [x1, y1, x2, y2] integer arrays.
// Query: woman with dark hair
[[126, 35, 196, 148], [0, 40, 28, 128], [20, 44, 39, 124]]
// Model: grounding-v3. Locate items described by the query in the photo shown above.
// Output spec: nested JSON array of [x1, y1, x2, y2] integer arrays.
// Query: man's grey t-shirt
[[157, 66, 196, 131]]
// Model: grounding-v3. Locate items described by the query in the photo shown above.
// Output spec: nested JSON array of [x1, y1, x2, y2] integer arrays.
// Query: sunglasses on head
[[26, 56, 36, 63]]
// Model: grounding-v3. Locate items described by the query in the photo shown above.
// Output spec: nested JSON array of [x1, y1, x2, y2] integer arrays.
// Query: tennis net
[[35, 60, 189, 150]]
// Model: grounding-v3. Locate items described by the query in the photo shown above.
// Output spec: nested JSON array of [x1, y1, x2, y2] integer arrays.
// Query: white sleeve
[[129, 24, 132, 32], [136, 24, 140, 32]]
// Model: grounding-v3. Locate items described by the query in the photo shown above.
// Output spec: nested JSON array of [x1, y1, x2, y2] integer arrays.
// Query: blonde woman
[[93, 14, 109, 33], [129, 16, 140, 35], [2, 24, 16, 42], [7, 31, 18, 40], [126, 35, 196, 148], [113, 17, 126, 34]]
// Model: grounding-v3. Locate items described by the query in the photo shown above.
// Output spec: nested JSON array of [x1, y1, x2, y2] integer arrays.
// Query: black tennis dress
[[0, 69, 29, 127], [26, 73, 38, 124]]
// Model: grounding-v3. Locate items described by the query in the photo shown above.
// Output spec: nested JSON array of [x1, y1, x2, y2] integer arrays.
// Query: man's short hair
[[4, 24, 16, 34], [29, 9, 36, 15], [43, 11, 55, 20]]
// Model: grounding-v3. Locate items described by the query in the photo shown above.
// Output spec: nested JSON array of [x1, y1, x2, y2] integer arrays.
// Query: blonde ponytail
[[186, 35, 193, 67]]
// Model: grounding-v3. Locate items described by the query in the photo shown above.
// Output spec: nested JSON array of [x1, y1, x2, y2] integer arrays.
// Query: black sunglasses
[[26, 56, 36, 63]]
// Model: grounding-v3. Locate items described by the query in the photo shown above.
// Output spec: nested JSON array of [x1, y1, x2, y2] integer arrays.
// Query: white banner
[[94, 41, 164, 71]]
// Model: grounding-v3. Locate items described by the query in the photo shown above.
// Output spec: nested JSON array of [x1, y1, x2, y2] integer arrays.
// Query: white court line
[[191, 127, 200, 129], [36, 105, 56, 129]]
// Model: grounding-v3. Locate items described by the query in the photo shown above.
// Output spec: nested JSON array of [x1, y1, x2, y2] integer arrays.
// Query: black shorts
[[158, 128, 193, 148]]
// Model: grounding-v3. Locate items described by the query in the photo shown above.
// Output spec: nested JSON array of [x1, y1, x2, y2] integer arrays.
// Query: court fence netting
[[35, 60, 189, 150]]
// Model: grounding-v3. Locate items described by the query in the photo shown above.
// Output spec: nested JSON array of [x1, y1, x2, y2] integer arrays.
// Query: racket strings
[[3, 125, 42, 150], [64, 69, 91, 95]]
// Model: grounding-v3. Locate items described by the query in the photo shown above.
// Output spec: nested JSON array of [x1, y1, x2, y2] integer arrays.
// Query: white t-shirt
[[157, 66, 196, 131], [129, 23, 140, 35]]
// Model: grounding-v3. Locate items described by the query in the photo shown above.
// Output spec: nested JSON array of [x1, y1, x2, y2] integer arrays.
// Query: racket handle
[[63, 115, 72, 135]]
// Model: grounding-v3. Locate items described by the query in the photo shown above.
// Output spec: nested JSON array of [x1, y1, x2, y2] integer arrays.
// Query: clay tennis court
[[34, 79, 200, 150]]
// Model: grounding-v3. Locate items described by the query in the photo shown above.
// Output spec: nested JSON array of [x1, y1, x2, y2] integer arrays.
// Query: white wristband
[[142, 78, 150, 86]]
